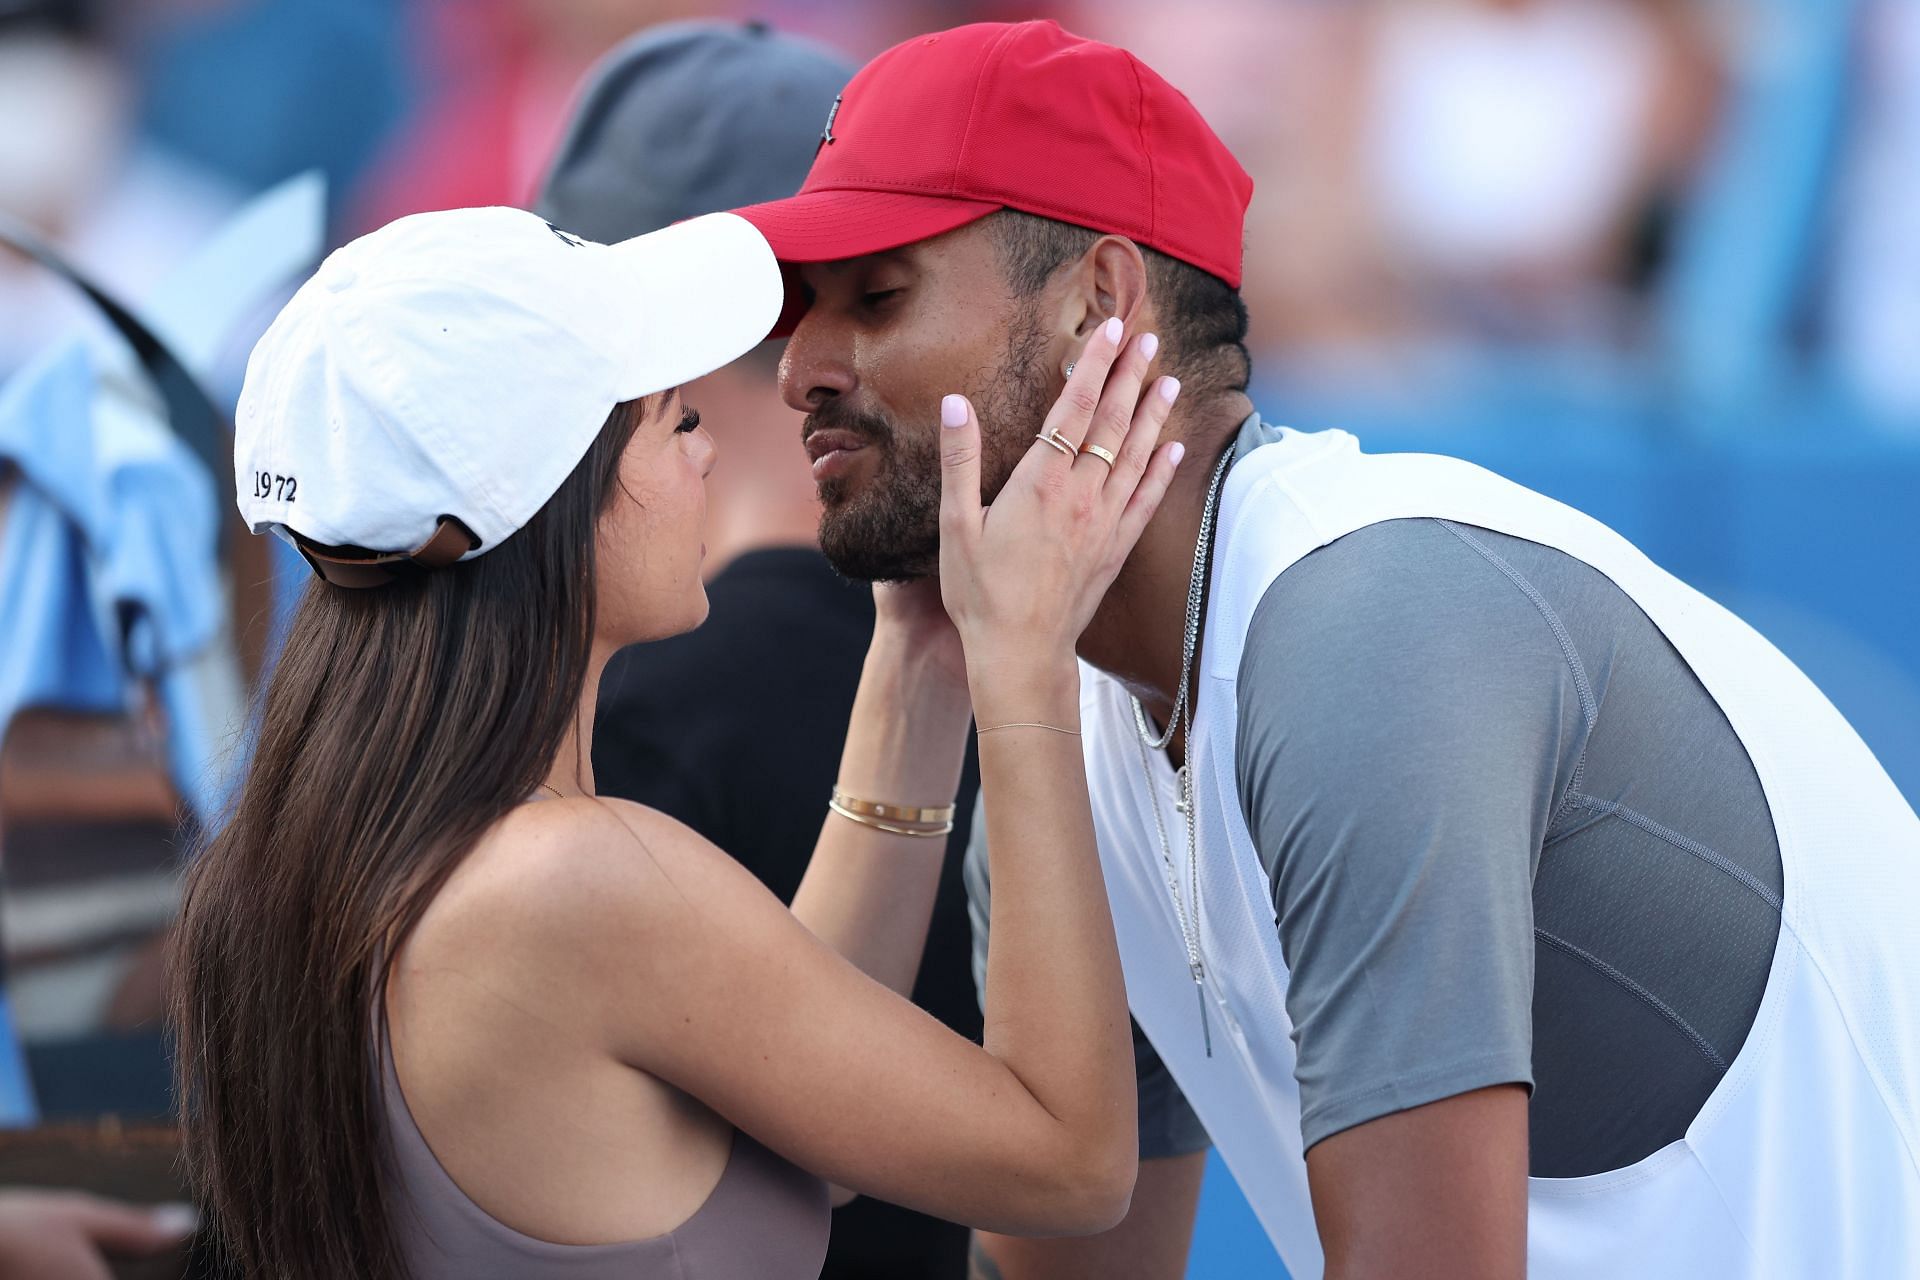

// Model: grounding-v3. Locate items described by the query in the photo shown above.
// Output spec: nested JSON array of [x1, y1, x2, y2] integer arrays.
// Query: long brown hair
[[173, 396, 651, 1280]]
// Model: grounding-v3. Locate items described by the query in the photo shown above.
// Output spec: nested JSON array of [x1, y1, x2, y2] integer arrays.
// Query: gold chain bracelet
[[976, 722, 1081, 737]]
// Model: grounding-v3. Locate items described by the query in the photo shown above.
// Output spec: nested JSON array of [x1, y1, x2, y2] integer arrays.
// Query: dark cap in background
[[536, 19, 854, 244], [0, 0, 96, 36]]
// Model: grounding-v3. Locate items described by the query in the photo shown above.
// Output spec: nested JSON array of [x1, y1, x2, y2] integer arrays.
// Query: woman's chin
[[627, 592, 709, 646], [683, 591, 711, 634]]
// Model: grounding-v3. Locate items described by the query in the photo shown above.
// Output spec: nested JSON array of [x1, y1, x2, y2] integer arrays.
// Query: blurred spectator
[[1825, 0, 1920, 427], [128, 0, 409, 222], [1359, 0, 1720, 348], [0, 0, 238, 377], [350, 0, 708, 228], [1081, 0, 1720, 389], [0, 1189, 194, 1280]]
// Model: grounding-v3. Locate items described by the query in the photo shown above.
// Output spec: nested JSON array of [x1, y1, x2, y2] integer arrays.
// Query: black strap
[[0, 211, 230, 554]]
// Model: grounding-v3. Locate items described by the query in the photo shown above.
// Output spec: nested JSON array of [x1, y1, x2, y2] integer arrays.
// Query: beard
[[814, 311, 1053, 583]]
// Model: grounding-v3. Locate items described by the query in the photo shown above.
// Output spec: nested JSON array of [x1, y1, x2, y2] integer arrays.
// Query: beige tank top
[[377, 1033, 830, 1278]]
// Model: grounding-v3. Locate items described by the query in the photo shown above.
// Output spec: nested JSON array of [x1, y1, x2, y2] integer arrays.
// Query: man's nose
[[779, 313, 856, 414]]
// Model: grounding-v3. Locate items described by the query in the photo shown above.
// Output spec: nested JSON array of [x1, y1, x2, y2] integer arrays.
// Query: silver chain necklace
[[1129, 445, 1234, 1057]]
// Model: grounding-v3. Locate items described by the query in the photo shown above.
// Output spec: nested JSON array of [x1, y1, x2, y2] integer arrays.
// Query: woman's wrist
[[966, 650, 1082, 732], [836, 631, 973, 806], [864, 626, 973, 716]]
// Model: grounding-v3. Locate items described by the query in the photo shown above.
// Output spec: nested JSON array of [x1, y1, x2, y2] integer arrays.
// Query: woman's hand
[[937, 318, 1184, 692]]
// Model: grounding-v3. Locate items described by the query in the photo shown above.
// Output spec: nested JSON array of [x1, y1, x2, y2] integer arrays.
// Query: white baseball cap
[[234, 205, 781, 585]]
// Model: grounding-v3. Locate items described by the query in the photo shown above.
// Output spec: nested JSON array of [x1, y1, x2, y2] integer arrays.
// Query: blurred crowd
[[3, 0, 1918, 424], [1, 4, 1916, 1274]]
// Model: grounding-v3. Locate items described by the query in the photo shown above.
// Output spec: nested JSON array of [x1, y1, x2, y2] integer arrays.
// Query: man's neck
[[1075, 391, 1253, 727]]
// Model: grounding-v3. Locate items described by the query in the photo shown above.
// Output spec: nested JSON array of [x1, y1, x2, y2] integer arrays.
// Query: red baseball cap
[[731, 20, 1254, 331]]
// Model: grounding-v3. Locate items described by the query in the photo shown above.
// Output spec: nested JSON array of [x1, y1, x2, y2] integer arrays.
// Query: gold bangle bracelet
[[976, 722, 1082, 737], [829, 789, 956, 825], [828, 799, 954, 838]]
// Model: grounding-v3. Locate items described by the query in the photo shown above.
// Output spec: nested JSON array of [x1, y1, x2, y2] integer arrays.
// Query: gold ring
[[1035, 430, 1076, 458], [1079, 442, 1117, 468]]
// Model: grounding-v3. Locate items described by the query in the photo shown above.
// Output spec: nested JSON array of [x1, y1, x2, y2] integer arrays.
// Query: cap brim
[[731, 188, 1002, 336], [601, 211, 786, 394]]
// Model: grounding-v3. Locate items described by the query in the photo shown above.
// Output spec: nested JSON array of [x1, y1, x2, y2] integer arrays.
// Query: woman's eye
[[675, 407, 701, 434]]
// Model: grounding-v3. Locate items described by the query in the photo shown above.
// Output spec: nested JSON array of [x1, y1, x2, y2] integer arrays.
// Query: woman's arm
[[784, 610, 971, 998]]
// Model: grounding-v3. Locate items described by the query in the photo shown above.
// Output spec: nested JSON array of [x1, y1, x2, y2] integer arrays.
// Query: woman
[[172, 205, 1185, 1279]]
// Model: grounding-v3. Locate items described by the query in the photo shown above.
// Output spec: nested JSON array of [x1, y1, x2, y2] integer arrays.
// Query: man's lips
[[804, 427, 871, 482], [803, 427, 869, 463]]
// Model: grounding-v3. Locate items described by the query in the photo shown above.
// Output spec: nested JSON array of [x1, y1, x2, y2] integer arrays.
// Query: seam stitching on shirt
[[1562, 793, 1785, 914], [1557, 750, 1592, 833], [1536, 927, 1728, 1072], [1433, 520, 1596, 824]]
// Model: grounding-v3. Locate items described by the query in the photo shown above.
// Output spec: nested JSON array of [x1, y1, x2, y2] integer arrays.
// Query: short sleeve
[[1235, 519, 1585, 1150], [963, 792, 1211, 1159]]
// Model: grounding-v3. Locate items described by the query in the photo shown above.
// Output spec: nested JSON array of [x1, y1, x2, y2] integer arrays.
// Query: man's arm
[[970, 1151, 1205, 1280], [1237, 521, 1582, 1278], [1307, 1086, 1529, 1280]]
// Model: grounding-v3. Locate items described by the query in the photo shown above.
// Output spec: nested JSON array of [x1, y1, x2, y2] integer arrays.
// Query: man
[[536, 23, 981, 1280], [728, 20, 1920, 1280]]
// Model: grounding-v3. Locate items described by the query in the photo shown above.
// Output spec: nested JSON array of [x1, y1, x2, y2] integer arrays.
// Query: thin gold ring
[[1079, 442, 1117, 469], [1035, 429, 1077, 458]]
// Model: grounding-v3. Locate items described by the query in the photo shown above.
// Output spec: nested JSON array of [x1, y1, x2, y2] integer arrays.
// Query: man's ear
[[1055, 236, 1151, 358]]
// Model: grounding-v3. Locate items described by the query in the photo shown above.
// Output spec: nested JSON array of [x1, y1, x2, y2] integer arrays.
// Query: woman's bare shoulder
[[395, 796, 786, 1056], [450, 797, 751, 923]]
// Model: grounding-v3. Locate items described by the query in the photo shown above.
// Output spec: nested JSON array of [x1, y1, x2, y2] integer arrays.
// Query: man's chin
[[812, 434, 945, 582], [819, 508, 939, 583], [820, 540, 939, 584]]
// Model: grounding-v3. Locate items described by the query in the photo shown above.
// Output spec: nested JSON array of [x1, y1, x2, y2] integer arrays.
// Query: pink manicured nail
[[1103, 316, 1123, 344], [1158, 376, 1182, 403], [1169, 442, 1186, 465], [941, 394, 967, 428], [1140, 333, 1160, 361]]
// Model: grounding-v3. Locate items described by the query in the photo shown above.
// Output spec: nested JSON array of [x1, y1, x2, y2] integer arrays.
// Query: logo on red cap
[[819, 94, 843, 153]]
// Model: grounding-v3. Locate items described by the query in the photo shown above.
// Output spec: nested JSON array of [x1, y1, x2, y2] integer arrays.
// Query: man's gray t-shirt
[[965, 418, 1783, 1178]]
